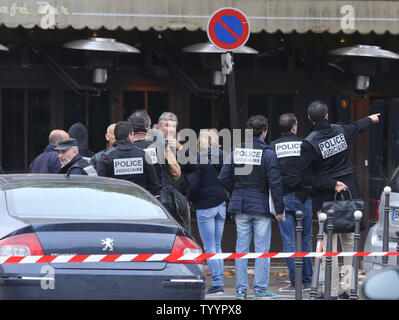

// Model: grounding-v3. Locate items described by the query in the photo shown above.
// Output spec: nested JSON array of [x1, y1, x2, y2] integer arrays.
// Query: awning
[[1, 0, 399, 34]]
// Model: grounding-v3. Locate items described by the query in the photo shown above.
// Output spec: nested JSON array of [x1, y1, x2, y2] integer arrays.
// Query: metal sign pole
[[222, 53, 238, 129], [310, 212, 327, 300], [295, 211, 303, 300], [350, 210, 362, 300], [324, 209, 334, 300], [382, 186, 391, 267]]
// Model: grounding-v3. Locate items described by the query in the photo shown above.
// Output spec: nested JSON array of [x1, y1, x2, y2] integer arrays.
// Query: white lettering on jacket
[[233, 148, 263, 165], [113, 157, 144, 175], [83, 165, 98, 176], [144, 148, 157, 164], [275, 141, 302, 158], [318, 134, 348, 159]]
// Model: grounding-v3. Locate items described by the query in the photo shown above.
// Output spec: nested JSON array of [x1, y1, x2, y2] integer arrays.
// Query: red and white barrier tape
[[0, 251, 398, 264]]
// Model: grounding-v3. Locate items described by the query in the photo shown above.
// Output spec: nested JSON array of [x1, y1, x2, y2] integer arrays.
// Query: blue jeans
[[196, 202, 226, 287], [235, 213, 272, 293], [278, 193, 313, 285]]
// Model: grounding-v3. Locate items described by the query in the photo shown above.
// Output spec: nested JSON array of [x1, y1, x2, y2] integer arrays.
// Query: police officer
[[299, 100, 380, 299], [218, 115, 285, 299], [270, 113, 313, 292], [127, 110, 164, 183], [55, 138, 98, 176], [91, 123, 116, 169], [96, 121, 161, 197]]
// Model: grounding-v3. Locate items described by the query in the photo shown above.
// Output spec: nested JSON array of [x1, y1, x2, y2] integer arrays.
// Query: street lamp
[[182, 41, 258, 128], [63, 37, 140, 84], [329, 45, 399, 92]]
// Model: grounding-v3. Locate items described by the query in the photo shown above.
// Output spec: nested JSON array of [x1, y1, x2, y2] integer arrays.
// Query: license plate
[[393, 208, 399, 221]]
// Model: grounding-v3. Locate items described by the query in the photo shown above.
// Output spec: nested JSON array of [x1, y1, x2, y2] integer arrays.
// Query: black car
[[0, 174, 205, 300]]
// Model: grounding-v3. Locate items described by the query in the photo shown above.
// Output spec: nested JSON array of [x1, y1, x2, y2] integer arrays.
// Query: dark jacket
[[299, 117, 373, 191], [58, 154, 97, 176], [270, 132, 306, 195], [187, 147, 227, 210], [132, 137, 165, 187], [91, 143, 111, 169], [299, 117, 373, 214], [218, 137, 285, 217], [68, 123, 94, 159], [96, 140, 161, 196], [29, 144, 61, 174], [0, 165, 4, 174]]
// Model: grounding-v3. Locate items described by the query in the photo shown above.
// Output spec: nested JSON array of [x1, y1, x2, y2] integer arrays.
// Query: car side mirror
[[362, 267, 399, 300]]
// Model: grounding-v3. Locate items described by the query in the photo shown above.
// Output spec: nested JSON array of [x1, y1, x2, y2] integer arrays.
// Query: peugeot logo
[[101, 238, 114, 251]]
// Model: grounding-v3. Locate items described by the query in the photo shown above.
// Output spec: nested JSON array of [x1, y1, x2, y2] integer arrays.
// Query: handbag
[[321, 189, 365, 233], [160, 184, 188, 225]]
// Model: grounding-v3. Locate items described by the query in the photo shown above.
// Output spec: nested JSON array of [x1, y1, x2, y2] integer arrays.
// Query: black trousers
[[311, 173, 362, 217]]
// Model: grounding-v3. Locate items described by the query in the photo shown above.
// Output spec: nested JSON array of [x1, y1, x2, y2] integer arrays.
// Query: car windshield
[[389, 167, 399, 193], [5, 182, 168, 221]]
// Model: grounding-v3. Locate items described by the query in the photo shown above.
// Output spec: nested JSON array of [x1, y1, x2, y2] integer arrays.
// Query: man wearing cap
[[55, 138, 98, 176]]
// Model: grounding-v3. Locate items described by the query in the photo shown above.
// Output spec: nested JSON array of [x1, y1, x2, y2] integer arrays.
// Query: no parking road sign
[[207, 7, 250, 52]]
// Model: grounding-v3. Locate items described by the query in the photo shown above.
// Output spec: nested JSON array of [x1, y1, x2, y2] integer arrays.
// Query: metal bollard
[[324, 209, 334, 300], [396, 231, 399, 266], [350, 210, 362, 300], [382, 186, 391, 267], [310, 212, 327, 300], [295, 211, 303, 300]]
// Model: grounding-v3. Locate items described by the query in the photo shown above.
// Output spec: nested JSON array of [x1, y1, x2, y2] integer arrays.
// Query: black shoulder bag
[[321, 189, 366, 233]]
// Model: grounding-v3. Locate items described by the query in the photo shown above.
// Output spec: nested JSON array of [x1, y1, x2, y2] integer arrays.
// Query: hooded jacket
[[68, 123, 94, 159]]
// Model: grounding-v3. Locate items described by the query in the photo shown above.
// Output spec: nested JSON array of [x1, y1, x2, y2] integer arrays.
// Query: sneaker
[[207, 286, 224, 295], [338, 292, 350, 300], [236, 290, 247, 300], [279, 284, 295, 292], [303, 284, 312, 292], [254, 290, 277, 298]]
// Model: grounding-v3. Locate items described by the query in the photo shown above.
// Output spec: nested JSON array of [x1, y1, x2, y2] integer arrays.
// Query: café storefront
[[1, 0, 399, 252]]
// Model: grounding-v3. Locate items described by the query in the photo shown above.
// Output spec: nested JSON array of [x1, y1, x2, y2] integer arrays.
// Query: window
[[368, 98, 399, 219], [247, 94, 293, 142], [6, 183, 168, 221], [123, 90, 168, 127], [190, 94, 212, 134], [28, 90, 50, 165], [64, 90, 110, 154], [1, 89, 50, 173], [2, 89, 25, 172]]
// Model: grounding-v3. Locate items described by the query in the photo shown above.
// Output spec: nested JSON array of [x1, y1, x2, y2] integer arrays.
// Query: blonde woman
[[187, 129, 227, 295]]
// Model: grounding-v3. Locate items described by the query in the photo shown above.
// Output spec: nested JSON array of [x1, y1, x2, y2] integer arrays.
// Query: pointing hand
[[368, 113, 381, 123]]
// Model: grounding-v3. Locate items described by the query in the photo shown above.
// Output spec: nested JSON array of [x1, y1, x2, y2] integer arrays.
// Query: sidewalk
[[204, 261, 366, 300]]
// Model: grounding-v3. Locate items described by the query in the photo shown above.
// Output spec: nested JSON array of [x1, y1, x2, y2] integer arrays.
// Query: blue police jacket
[[218, 137, 284, 217]]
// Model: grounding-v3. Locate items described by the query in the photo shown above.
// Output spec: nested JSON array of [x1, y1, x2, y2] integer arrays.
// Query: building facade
[[1, 0, 399, 251]]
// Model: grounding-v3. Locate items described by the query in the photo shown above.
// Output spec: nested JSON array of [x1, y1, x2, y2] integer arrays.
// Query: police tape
[[0, 251, 398, 264]]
